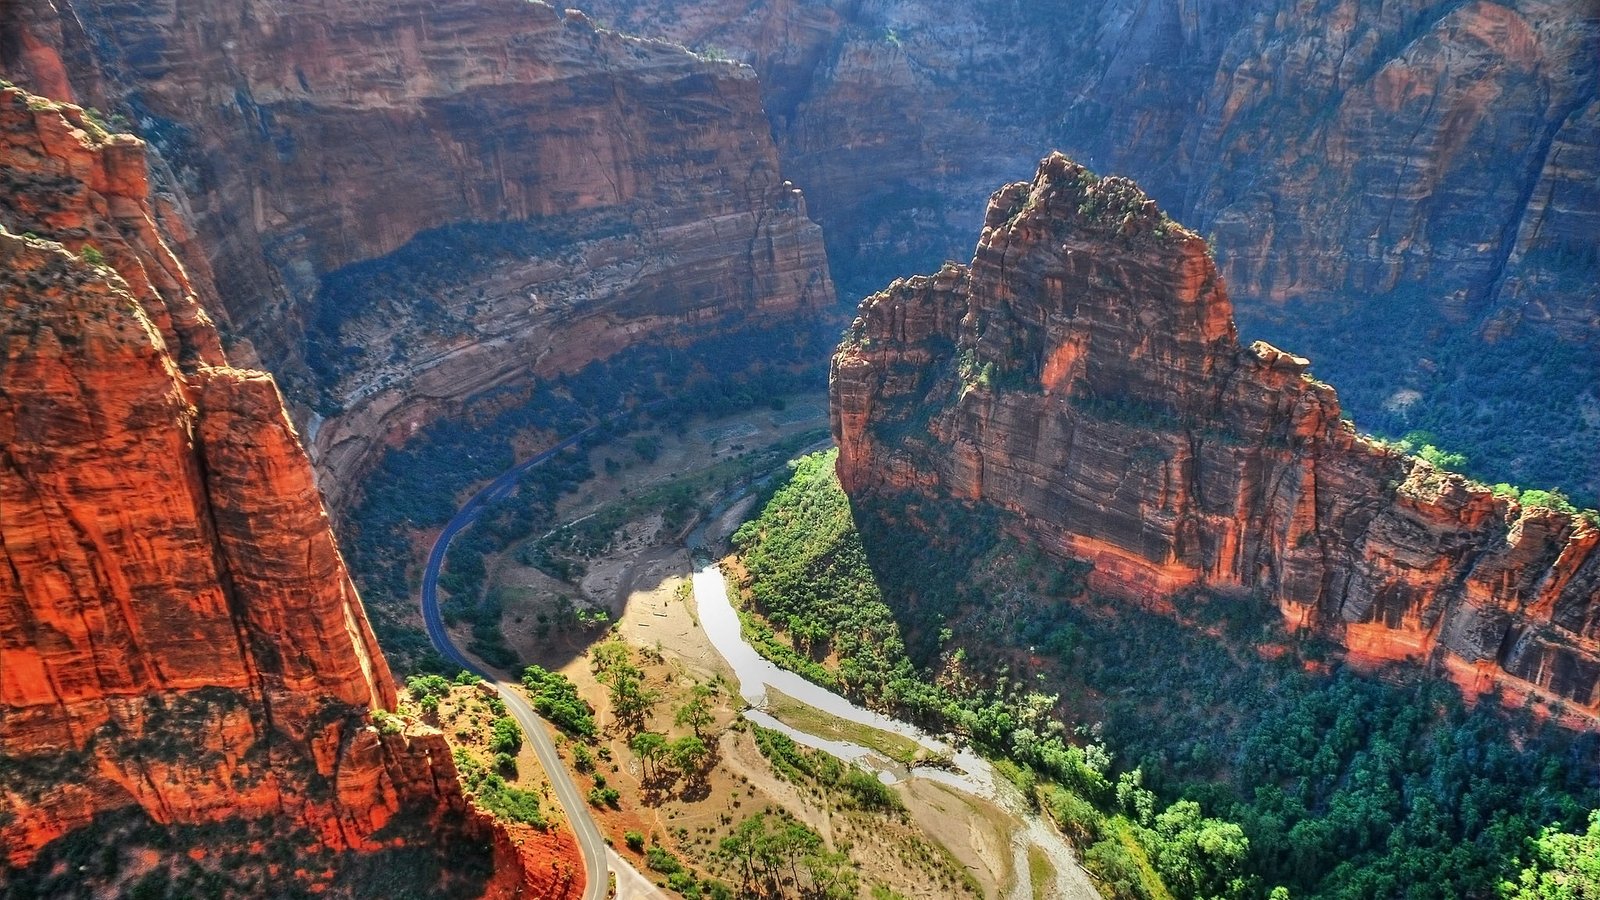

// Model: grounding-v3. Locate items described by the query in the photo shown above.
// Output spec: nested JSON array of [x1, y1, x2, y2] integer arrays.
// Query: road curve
[[418, 422, 616, 900]]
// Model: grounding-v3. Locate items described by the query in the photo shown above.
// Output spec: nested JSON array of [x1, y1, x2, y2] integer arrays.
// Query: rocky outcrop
[[0, 87, 565, 895], [2, 0, 834, 506], [574, 0, 1600, 500], [832, 154, 1600, 719]]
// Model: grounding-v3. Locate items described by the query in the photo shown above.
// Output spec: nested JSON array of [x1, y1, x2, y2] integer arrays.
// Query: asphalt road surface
[[418, 418, 666, 900]]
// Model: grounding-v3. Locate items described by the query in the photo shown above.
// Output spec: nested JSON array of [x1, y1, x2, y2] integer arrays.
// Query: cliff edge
[[832, 153, 1600, 719], [0, 86, 576, 896], [2, 0, 835, 506]]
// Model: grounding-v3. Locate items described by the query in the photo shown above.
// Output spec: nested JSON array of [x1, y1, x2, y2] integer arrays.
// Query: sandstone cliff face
[[0, 87, 567, 894], [574, 0, 1600, 500], [2, 0, 834, 506], [832, 154, 1600, 719]]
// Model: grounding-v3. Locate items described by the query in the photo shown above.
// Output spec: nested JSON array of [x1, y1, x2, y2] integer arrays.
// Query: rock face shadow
[[3, 807, 499, 900]]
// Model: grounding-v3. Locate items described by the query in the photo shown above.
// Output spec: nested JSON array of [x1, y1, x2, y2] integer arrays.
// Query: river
[[687, 507, 1101, 900]]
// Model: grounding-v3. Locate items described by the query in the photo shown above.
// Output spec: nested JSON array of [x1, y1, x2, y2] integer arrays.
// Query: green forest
[[731, 451, 1600, 899]]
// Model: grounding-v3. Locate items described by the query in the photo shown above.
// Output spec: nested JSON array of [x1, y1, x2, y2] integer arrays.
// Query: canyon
[[832, 153, 1600, 720], [575, 0, 1600, 501], [0, 85, 578, 896], [1, 0, 1598, 895], [1, 0, 835, 507]]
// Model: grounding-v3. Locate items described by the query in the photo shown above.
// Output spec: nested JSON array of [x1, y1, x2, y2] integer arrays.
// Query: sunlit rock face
[[0, 87, 584, 897], [832, 154, 1600, 721], [3, 0, 835, 506]]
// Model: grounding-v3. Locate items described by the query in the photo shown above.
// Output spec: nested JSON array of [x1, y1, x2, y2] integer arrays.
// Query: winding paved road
[[419, 419, 648, 900]]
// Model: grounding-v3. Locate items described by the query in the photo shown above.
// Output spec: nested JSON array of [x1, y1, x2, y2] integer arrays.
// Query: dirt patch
[[901, 780, 1017, 898]]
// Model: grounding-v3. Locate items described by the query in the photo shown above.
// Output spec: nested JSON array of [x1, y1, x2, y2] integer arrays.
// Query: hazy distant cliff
[[2, 0, 834, 505], [578, 0, 1600, 501], [0, 86, 576, 896], [832, 154, 1600, 718]]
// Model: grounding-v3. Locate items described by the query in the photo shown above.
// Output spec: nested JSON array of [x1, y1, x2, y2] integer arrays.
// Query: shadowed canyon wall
[[0, 87, 579, 897], [832, 154, 1600, 721], [575, 0, 1600, 501], [1, 0, 834, 506]]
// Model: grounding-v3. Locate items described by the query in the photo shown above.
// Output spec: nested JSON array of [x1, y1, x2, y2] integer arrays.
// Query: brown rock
[[573, 0, 1600, 498], [832, 153, 1600, 718], [3, 0, 835, 506]]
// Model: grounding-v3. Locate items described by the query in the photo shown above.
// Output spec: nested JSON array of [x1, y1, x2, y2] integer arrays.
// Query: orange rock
[[473, 812, 586, 900], [0, 86, 489, 883], [833, 153, 1600, 720]]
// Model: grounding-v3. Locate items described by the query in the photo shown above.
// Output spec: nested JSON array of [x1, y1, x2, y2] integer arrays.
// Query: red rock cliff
[[2, 0, 834, 506], [0, 86, 576, 896], [832, 154, 1600, 719], [572, 0, 1600, 501]]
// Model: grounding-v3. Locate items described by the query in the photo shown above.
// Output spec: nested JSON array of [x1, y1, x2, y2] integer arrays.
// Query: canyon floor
[[425, 394, 1056, 899]]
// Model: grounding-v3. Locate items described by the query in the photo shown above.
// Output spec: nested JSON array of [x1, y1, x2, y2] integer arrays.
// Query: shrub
[[522, 665, 597, 738], [840, 768, 903, 812], [489, 717, 522, 755], [645, 845, 683, 875], [494, 752, 517, 776]]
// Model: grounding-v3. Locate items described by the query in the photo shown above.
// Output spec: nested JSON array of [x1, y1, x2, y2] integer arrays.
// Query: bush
[[840, 768, 903, 812], [1049, 787, 1104, 843], [522, 665, 596, 738], [456, 749, 545, 828], [1085, 838, 1155, 900], [645, 845, 683, 875], [489, 717, 522, 755], [624, 830, 645, 853]]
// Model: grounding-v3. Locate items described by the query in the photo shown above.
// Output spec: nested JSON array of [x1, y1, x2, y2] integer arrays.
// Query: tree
[[630, 731, 668, 782], [669, 735, 709, 776], [489, 716, 523, 755], [1504, 812, 1600, 899], [804, 849, 859, 899], [593, 642, 659, 728], [1149, 799, 1250, 900], [775, 820, 822, 889], [719, 814, 766, 891], [674, 683, 716, 738]]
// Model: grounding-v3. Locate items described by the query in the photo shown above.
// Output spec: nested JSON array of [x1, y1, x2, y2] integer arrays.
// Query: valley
[[413, 394, 1095, 898], [2, 1, 1598, 898]]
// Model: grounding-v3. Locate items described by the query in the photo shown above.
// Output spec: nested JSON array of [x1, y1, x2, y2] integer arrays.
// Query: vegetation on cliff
[[731, 451, 1600, 899]]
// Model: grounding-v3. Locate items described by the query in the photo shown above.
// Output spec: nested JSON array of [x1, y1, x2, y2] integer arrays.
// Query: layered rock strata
[[2, 0, 834, 505], [574, 0, 1600, 499], [832, 154, 1600, 718], [0, 87, 576, 895]]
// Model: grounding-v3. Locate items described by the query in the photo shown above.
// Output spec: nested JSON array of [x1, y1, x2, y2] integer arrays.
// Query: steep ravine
[[832, 153, 1600, 722]]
